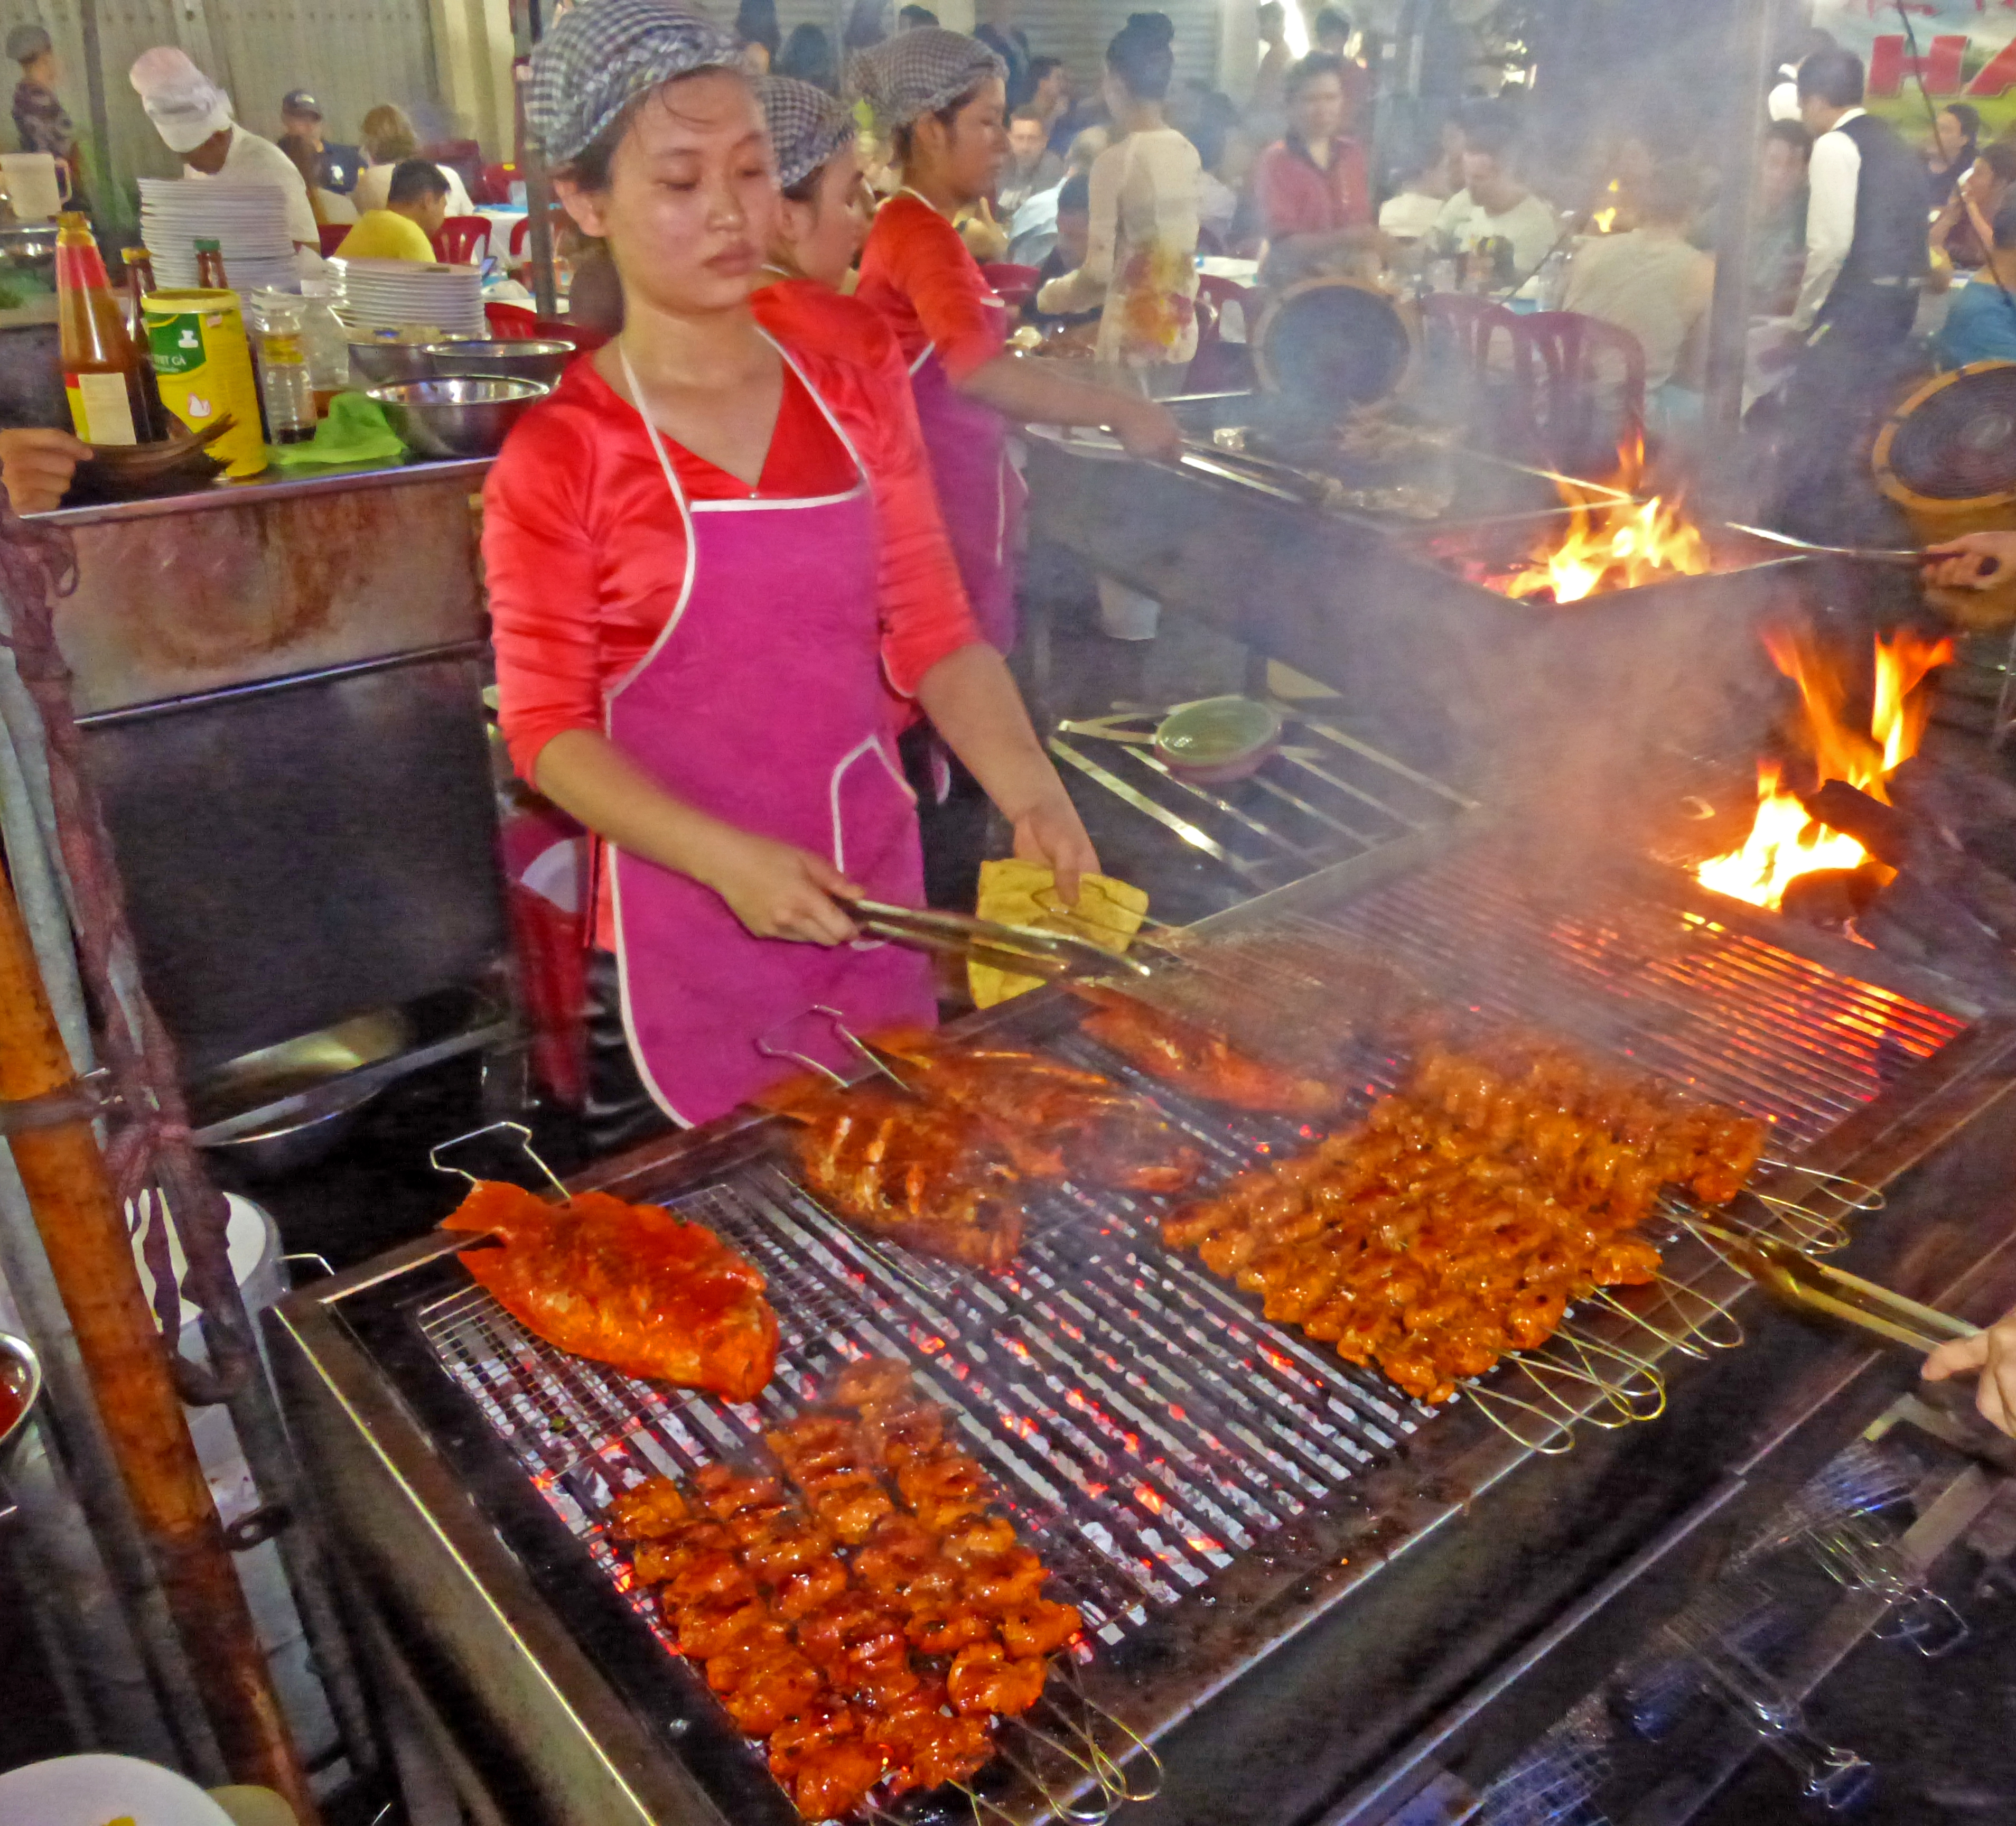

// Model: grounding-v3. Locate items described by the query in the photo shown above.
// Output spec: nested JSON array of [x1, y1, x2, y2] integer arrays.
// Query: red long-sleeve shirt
[[854, 192, 1008, 382], [483, 328, 978, 945], [486, 332, 975, 785], [1254, 134, 1372, 241]]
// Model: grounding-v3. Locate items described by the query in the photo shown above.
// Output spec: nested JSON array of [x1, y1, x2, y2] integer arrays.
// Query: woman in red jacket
[[850, 27, 1182, 651], [484, 0, 1095, 1129]]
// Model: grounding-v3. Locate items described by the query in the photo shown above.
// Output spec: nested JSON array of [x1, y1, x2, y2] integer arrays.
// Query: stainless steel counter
[[35, 454, 492, 530], [39, 454, 511, 1085], [44, 457, 492, 719]]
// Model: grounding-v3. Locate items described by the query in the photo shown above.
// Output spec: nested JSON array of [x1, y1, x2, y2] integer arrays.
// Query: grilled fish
[[443, 1180, 779, 1402]]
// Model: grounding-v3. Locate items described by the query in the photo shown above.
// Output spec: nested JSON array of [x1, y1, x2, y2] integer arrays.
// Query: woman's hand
[[1109, 395, 1182, 462], [1924, 1303, 2016, 1438], [1010, 788, 1100, 908], [1924, 531, 2016, 589], [696, 830, 863, 944], [0, 427, 88, 515]]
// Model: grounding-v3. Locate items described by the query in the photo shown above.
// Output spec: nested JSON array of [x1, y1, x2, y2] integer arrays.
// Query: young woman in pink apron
[[484, 0, 1097, 1131], [850, 28, 1185, 653]]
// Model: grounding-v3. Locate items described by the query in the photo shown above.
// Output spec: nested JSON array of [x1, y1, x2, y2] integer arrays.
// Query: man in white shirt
[[1776, 45, 1929, 534], [1430, 117, 1560, 281], [128, 46, 318, 250]]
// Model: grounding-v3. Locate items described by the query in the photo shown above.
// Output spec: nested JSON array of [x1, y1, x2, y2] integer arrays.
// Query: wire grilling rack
[[410, 836, 1975, 1823]]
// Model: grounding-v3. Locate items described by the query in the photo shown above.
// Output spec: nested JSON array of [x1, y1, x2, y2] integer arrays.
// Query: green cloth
[[265, 392, 408, 468]]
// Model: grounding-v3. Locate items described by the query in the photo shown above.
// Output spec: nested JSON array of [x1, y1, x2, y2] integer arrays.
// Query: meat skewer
[[1161, 1037, 1758, 1404], [605, 1368, 1080, 1817], [1071, 983, 1343, 1118]]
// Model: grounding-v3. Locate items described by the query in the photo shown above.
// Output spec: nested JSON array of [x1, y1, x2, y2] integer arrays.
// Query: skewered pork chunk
[[1159, 1036, 1721, 1402], [947, 1640, 1049, 1717], [1071, 983, 1343, 1116]]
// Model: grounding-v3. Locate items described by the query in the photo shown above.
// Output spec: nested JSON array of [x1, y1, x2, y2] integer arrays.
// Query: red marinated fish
[[443, 1180, 778, 1401], [1072, 983, 1342, 1119]]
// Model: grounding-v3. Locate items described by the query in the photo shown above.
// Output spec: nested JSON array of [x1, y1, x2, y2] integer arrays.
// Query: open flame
[[1496, 437, 1714, 604], [1693, 628, 1955, 911]]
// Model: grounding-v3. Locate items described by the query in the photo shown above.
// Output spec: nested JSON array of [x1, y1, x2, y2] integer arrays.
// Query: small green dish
[[1152, 695, 1284, 785]]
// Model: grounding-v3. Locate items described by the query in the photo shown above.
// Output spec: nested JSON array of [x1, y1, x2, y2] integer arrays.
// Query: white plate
[[0, 1755, 237, 1826]]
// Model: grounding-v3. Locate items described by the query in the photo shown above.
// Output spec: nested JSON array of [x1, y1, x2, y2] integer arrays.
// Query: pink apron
[[607, 341, 937, 1127], [898, 209, 1024, 653]]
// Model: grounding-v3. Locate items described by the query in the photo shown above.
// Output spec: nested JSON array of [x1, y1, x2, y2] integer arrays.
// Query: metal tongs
[[1692, 1218, 1980, 1355], [838, 896, 1153, 982], [1724, 524, 1947, 571]]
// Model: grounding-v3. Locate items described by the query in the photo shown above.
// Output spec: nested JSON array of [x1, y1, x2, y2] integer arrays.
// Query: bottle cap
[[194, 237, 221, 253]]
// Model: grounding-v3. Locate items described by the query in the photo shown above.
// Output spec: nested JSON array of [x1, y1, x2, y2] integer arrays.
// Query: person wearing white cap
[[128, 46, 319, 250]]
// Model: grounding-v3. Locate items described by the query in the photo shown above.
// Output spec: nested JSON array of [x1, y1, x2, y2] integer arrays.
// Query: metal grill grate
[[1048, 707, 1475, 892], [413, 839, 1972, 1822]]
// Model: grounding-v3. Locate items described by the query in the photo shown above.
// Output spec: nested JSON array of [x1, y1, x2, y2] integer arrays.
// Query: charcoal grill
[[270, 827, 2016, 1826], [1023, 417, 1808, 776]]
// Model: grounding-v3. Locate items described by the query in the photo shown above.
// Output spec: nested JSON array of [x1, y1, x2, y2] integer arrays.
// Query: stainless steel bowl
[[347, 340, 443, 386], [368, 376, 551, 459], [0, 1333, 42, 1483], [423, 338, 575, 387], [193, 1010, 411, 1179], [0, 222, 57, 278]]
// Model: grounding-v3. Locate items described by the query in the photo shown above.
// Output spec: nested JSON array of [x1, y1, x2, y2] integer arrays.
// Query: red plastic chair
[[510, 208, 570, 258], [473, 161, 516, 206], [1186, 273, 1259, 394], [1514, 309, 1647, 469], [981, 261, 1042, 310], [434, 215, 492, 266], [1421, 292, 1525, 376], [317, 222, 350, 258], [486, 302, 539, 338], [484, 300, 608, 355]]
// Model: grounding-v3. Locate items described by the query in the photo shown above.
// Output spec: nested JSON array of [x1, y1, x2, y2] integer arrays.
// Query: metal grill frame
[[269, 823, 2016, 1826]]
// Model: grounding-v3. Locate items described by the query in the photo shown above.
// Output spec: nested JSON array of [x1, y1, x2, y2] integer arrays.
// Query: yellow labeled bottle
[[55, 211, 142, 445]]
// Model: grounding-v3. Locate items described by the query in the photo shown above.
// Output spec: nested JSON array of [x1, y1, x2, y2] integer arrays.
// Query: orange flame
[[1496, 436, 1713, 603], [1693, 629, 1955, 910]]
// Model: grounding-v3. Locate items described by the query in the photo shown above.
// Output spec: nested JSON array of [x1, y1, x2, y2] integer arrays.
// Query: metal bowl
[[0, 1332, 42, 1482], [0, 221, 57, 277], [1153, 695, 1284, 785], [368, 376, 551, 459], [193, 1010, 411, 1179], [423, 338, 575, 387], [347, 340, 444, 386]]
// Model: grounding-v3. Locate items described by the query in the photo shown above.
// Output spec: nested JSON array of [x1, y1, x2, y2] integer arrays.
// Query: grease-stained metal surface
[[57, 469, 483, 715]]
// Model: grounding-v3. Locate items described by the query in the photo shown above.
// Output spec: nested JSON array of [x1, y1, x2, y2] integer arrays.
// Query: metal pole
[[521, 102, 559, 318], [0, 1160, 223, 1778], [76, 0, 116, 234], [0, 868, 318, 1824], [1703, 0, 1781, 433]]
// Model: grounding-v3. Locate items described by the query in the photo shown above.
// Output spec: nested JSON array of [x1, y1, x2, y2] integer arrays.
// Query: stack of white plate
[[138, 178, 299, 293], [330, 256, 485, 338]]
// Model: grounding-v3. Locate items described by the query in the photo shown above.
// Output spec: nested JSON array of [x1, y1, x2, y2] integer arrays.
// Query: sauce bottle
[[195, 237, 228, 290], [120, 247, 166, 439], [55, 211, 142, 445]]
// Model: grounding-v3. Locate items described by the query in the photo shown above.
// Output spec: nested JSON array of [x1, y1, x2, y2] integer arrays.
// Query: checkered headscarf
[[760, 76, 855, 190], [527, 0, 744, 166], [847, 27, 1003, 134]]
